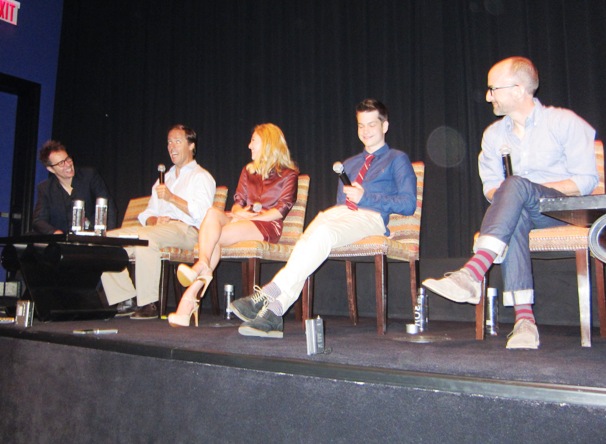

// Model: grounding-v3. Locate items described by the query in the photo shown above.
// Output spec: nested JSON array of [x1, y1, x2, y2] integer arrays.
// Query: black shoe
[[130, 302, 159, 320], [230, 285, 270, 322], [238, 307, 283, 338], [115, 298, 136, 317]]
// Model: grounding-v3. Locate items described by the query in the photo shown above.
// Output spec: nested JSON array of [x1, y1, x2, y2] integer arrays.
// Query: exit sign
[[0, 0, 20, 26]]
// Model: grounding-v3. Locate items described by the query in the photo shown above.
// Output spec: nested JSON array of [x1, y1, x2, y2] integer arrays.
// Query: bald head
[[490, 57, 539, 96]]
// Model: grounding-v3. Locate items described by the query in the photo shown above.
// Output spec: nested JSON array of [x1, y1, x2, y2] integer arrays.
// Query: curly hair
[[39, 140, 67, 166]]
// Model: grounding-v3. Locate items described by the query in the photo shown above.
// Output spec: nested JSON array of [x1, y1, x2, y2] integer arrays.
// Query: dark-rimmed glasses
[[49, 156, 73, 168], [487, 85, 518, 95]]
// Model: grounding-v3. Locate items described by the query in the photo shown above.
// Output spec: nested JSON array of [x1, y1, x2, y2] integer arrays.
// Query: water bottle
[[224, 284, 234, 320], [485, 287, 499, 336], [94, 197, 108, 236], [71, 200, 85, 233]]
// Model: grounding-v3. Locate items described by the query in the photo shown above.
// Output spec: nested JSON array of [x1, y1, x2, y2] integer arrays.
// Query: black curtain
[[53, 0, 606, 258]]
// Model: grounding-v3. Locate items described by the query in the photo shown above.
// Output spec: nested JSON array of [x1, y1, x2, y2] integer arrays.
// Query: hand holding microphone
[[332, 161, 352, 186], [500, 146, 513, 178], [334, 160, 365, 209], [156, 164, 172, 201], [157, 164, 166, 184]]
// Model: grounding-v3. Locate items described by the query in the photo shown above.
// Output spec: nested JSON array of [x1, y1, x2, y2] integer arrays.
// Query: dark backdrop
[[52, 0, 606, 259]]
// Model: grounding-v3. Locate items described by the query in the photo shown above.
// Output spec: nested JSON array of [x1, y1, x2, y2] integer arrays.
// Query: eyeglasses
[[487, 84, 518, 95], [49, 156, 73, 168]]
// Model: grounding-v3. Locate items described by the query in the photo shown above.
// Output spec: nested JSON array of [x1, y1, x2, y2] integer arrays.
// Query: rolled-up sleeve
[[186, 172, 216, 225], [557, 110, 598, 196]]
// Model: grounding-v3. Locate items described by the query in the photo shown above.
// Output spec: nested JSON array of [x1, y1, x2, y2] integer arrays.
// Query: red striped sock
[[463, 249, 497, 282], [514, 304, 535, 324]]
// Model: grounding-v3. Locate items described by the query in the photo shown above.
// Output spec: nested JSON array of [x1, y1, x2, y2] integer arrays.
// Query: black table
[[539, 194, 606, 227], [0, 234, 148, 321], [539, 195, 606, 262]]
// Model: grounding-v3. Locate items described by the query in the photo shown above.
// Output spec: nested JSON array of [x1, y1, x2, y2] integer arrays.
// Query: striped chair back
[[275, 174, 310, 246], [384, 161, 425, 260], [592, 140, 604, 195], [121, 196, 150, 228], [120, 186, 228, 229], [213, 186, 229, 211]]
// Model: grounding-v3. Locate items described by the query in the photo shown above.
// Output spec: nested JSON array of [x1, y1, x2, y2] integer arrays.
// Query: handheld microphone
[[500, 146, 513, 178], [332, 161, 352, 186], [157, 164, 166, 184]]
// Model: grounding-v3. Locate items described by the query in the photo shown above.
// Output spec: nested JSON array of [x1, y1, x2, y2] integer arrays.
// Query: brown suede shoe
[[130, 302, 159, 320]]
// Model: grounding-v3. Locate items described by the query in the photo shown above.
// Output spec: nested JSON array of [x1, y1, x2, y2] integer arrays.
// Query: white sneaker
[[506, 319, 540, 349], [423, 268, 481, 304]]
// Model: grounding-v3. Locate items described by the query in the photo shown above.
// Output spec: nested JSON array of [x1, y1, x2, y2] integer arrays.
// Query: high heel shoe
[[177, 264, 199, 287], [167, 292, 200, 327], [167, 275, 213, 327]]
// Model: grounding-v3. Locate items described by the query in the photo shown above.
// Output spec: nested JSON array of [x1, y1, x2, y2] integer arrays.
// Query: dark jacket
[[32, 167, 117, 234]]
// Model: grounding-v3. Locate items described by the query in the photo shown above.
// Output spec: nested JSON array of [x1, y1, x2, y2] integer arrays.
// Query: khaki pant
[[101, 221, 199, 306], [273, 205, 385, 312]]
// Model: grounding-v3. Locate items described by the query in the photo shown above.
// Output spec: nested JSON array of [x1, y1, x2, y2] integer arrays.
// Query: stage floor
[[2, 313, 606, 392], [5, 314, 606, 442]]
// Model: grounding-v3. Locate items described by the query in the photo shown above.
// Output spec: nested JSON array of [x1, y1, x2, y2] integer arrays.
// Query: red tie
[[346, 154, 375, 210]]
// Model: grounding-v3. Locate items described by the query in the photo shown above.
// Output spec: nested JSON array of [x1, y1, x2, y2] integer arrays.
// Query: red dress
[[232, 167, 298, 242]]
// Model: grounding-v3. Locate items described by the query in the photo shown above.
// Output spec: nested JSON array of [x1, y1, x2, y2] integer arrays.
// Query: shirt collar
[[526, 98, 543, 127], [504, 98, 543, 130], [364, 144, 389, 158], [171, 159, 198, 173]]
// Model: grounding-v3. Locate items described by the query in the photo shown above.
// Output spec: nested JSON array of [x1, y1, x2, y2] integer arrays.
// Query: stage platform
[[1, 314, 606, 442]]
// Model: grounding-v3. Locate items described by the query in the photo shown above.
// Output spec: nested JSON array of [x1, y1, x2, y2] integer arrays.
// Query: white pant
[[101, 221, 199, 306], [273, 205, 386, 312]]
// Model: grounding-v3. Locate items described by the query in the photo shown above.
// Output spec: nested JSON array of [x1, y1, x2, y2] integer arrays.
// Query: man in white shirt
[[101, 124, 216, 319]]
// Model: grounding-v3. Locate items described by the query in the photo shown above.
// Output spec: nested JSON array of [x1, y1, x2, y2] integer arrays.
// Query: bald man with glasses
[[423, 56, 597, 350], [32, 140, 117, 235]]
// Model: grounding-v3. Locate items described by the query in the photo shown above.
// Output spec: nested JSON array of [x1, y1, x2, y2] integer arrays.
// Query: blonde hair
[[246, 123, 298, 178]]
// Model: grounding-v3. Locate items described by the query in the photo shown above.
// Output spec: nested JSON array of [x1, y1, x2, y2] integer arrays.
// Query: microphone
[[252, 202, 262, 213], [500, 146, 513, 178], [332, 161, 352, 186], [157, 164, 166, 184]]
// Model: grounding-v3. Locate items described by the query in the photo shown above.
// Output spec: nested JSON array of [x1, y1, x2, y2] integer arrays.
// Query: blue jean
[[474, 176, 566, 306]]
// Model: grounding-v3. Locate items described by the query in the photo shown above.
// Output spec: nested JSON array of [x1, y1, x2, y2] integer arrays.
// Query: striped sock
[[262, 282, 284, 316], [514, 304, 535, 324], [463, 249, 497, 282]]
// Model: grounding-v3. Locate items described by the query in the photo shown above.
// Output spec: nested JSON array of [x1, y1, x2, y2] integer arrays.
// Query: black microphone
[[157, 164, 166, 184], [332, 161, 352, 186], [500, 146, 513, 178]]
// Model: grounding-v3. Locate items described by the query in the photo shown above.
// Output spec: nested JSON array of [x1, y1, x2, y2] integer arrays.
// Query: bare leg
[[174, 216, 263, 317], [174, 278, 208, 316], [189, 208, 232, 275]]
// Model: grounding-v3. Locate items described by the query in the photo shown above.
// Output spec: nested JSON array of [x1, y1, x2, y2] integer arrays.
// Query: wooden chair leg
[[576, 250, 591, 347], [241, 261, 250, 297], [209, 270, 219, 316], [158, 260, 170, 316], [244, 258, 261, 296], [410, 260, 419, 310], [475, 276, 487, 340], [294, 298, 302, 321], [345, 261, 358, 325], [301, 274, 314, 330], [374, 254, 387, 335], [594, 257, 606, 337]]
